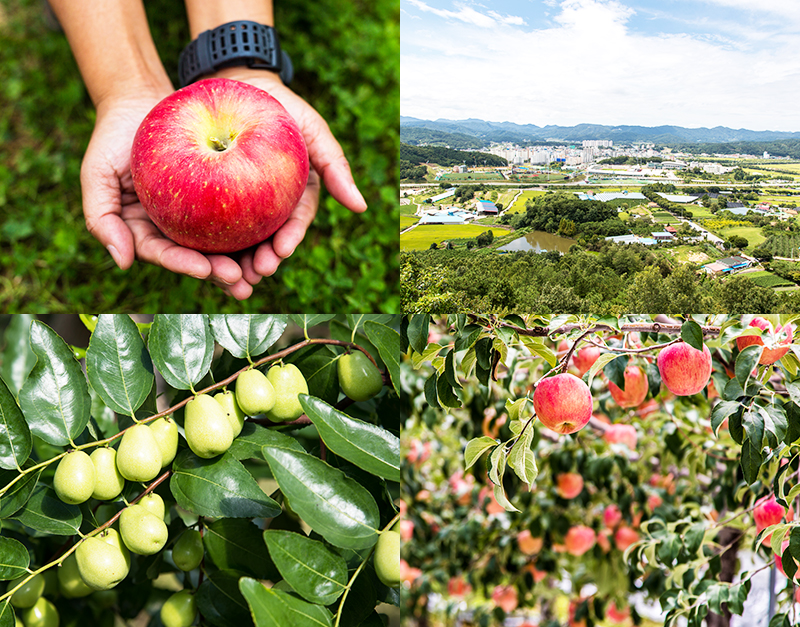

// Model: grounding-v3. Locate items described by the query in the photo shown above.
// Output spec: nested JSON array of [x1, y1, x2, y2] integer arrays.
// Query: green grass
[[686, 206, 715, 219], [439, 172, 504, 181], [1, 0, 398, 312], [400, 216, 418, 230], [718, 226, 766, 249], [400, 224, 501, 251], [747, 272, 794, 288], [400, 204, 418, 216], [507, 190, 546, 213]]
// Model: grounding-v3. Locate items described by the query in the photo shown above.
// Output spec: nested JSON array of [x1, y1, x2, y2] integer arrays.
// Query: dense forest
[[400, 143, 508, 167], [401, 246, 799, 313], [671, 138, 800, 159], [509, 193, 622, 236], [399, 127, 487, 150]]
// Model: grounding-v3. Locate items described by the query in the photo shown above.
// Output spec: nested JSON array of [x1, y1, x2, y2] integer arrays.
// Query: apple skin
[[736, 317, 793, 365], [754, 495, 785, 532], [603, 423, 638, 450], [555, 472, 584, 499], [516, 530, 543, 555], [608, 365, 648, 409], [614, 526, 639, 551], [656, 342, 712, 396], [572, 345, 601, 376], [564, 525, 595, 556], [533, 373, 593, 435], [130, 78, 309, 253]]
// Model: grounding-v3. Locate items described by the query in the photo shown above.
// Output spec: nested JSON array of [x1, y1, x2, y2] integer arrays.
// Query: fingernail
[[350, 183, 367, 210], [107, 245, 122, 269]]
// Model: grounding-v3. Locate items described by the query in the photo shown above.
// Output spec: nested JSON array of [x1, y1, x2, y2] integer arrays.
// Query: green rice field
[[507, 190, 547, 213], [400, 224, 499, 250], [400, 216, 418, 230], [746, 271, 794, 288]]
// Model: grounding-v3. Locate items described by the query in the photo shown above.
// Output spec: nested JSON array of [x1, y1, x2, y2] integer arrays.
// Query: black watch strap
[[178, 20, 293, 88]]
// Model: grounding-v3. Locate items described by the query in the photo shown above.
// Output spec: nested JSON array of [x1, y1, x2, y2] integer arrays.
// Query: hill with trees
[[400, 143, 508, 167]]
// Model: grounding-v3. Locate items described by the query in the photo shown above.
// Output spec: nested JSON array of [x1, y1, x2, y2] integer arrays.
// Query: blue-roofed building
[[430, 188, 456, 203], [476, 200, 498, 214], [418, 210, 474, 225], [651, 231, 673, 241]]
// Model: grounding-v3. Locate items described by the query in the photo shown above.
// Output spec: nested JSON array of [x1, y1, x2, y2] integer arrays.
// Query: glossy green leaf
[[300, 395, 400, 481], [464, 436, 497, 469], [406, 315, 429, 354], [290, 315, 336, 335], [204, 519, 279, 580], [239, 578, 333, 627], [13, 484, 82, 535], [1, 314, 35, 396], [262, 446, 380, 549], [680, 320, 704, 351], [0, 468, 40, 519], [286, 344, 339, 405], [196, 570, 254, 627], [148, 314, 213, 390], [735, 344, 763, 388], [0, 601, 14, 627], [18, 321, 91, 447], [85, 314, 154, 417], [0, 376, 30, 470], [364, 321, 400, 395], [0, 537, 29, 580], [346, 315, 396, 336], [228, 422, 304, 461], [170, 450, 281, 519], [210, 315, 288, 360], [264, 530, 348, 605]]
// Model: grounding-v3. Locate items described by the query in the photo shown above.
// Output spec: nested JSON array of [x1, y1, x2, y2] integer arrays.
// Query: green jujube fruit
[[149, 416, 179, 467], [8, 573, 44, 608], [90, 448, 125, 501], [374, 530, 401, 588], [138, 493, 166, 520], [21, 597, 59, 627], [75, 529, 130, 591], [234, 369, 276, 417], [116, 424, 163, 482], [172, 529, 204, 571], [160, 589, 197, 627], [54, 450, 96, 505], [58, 553, 94, 598], [215, 389, 247, 436], [338, 351, 383, 401], [265, 363, 309, 422], [120, 504, 168, 555], [184, 394, 234, 458]]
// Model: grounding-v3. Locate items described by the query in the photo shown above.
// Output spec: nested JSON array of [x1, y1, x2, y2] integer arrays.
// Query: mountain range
[[400, 116, 800, 146]]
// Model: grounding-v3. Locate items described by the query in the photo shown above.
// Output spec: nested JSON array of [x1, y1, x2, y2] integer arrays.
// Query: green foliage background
[[0, 0, 398, 312]]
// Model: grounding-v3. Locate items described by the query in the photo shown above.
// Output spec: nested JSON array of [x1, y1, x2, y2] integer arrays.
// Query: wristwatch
[[178, 20, 293, 88]]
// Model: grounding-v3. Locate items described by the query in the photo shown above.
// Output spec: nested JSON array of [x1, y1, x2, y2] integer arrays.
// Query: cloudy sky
[[401, 0, 800, 131]]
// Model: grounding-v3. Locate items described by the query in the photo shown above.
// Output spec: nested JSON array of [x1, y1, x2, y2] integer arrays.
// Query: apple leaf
[[13, 484, 82, 536], [209, 314, 288, 360], [0, 537, 29, 580], [264, 530, 348, 606], [735, 344, 763, 388], [227, 422, 304, 461], [464, 436, 497, 469], [262, 446, 380, 550], [0, 601, 14, 627], [0, 314, 35, 396], [289, 315, 336, 335], [203, 519, 279, 581], [0, 375, 30, 470], [239, 577, 333, 627], [18, 321, 92, 447], [170, 450, 281, 519], [407, 315, 430, 354], [680, 320, 704, 351], [364, 321, 401, 395], [299, 395, 400, 481], [196, 570, 254, 627], [148, 314, 214, 391], [85, 314, 154, 417], [0, 467, 40, 519]]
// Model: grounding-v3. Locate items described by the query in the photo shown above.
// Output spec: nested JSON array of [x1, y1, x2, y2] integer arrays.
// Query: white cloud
[[401, 0, 800, 130], [405, 0, 526, 29]]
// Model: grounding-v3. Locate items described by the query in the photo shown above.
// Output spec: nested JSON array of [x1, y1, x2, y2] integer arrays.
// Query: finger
[[271, 172, 320, 259], [239, 251, 263, 286], [302, 110, 367, 214], [206, 255, 245, 287], [81, 158, 136, 270], [212, 277, 253, 300], [253, 240, 283, 277]]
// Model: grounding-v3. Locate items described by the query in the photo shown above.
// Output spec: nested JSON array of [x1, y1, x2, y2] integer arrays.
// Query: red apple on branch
[[533, 373, 593, 434], [131, 78, 309, 253], [736, 318, 793, 365], [656, 342, 712, 396], [608, 365, 648, 409]]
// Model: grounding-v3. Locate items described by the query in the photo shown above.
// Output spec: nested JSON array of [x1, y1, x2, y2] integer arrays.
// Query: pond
[[496, 230, 575, 254]]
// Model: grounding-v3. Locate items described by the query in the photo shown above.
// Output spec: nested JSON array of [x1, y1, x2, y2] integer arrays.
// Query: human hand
[[81, 91, 265, 299], [206, 67, 368, 277]]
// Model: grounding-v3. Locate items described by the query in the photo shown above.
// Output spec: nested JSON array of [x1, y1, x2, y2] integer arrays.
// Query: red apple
[[614, 526, 639, 551], [736, 318, 793, 365], [647, 493, 663, 510], [656, 342, 712, 396], [533, 373, 593, 434], [603, 504, 622, 529], [131, 78, 309, 253], [564, 525, 596, 556], [572, 345, 601, 376], [754, 495, 785, 532], [608, 365, 648, 409], [517, 530, 544, 555], [447, 576, 472, 598], [492, 585, 518, 613], [556, 472, 584, 499], [606, 601, 630, 624], [604, 424, 637, 450]]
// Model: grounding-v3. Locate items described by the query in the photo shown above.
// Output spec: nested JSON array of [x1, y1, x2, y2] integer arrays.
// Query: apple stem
[[209, 136, 228, 152]]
